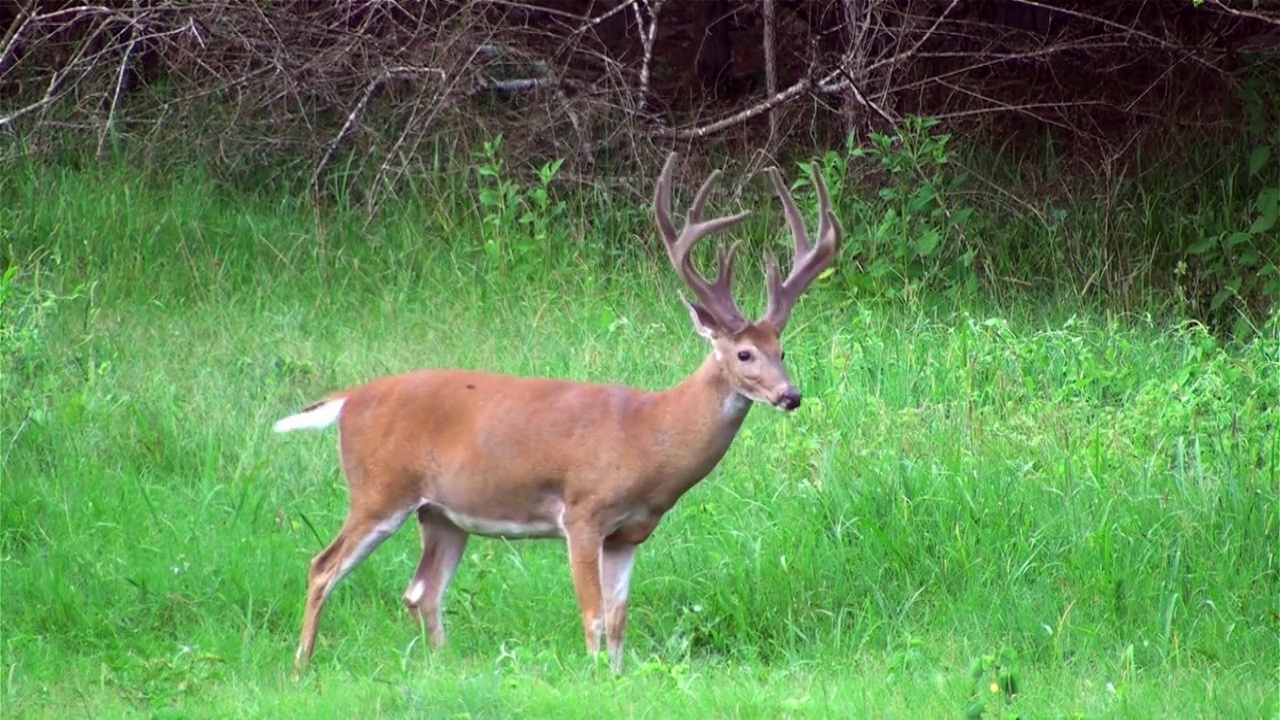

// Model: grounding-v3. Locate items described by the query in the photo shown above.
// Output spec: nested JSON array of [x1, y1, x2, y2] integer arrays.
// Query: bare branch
[[1205, 0, 1280, 29], [97, 32, 136, 158], [311, 66, 445, 198], [858, 0, 962, 77], [653, 75, 818, 140], [635, 0, 664, 118], [762, 0, 779, 143], [573, 0, 640, 37], [1002, 0, 1224, 70], [835, 65, 899, 126], [0, 0, 1259, 207], [0, 7, 35, 77]]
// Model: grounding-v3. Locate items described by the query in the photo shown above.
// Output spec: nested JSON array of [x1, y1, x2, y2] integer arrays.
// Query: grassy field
[[2, 157, 1277, 719]]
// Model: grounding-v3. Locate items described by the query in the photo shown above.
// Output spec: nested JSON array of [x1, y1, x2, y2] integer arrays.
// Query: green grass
[[2, 157, 1277, 719]]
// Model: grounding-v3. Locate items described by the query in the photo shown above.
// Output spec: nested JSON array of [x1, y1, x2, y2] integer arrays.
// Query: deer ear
[[683, 297, 723, 340]]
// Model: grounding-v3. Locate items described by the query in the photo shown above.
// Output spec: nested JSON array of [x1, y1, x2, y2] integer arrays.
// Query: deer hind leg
[[599, 542, 638, 673], [295, 504, 415, 671], [403, 508, 469, 650]]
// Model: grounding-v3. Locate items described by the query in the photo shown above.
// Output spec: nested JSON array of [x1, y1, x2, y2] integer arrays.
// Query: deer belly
[[433, 503, 565, 540]]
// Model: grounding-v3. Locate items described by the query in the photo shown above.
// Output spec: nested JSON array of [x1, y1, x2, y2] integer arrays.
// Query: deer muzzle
[[776, 388, 802, 411]]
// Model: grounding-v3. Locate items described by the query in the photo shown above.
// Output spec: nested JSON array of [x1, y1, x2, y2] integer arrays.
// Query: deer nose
[[779, 388, 802, 411]]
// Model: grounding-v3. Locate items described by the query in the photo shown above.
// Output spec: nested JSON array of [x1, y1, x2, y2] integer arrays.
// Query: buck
[[274, 152, 842, 673]]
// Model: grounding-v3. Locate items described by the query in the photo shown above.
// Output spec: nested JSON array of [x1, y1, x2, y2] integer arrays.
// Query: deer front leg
[[403, 509, 469, 650], [600, 542, 637, 673], [564, 525, 606, 656]]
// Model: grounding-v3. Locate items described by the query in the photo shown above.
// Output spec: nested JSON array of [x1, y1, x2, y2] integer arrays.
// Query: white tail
[[277, 152, 842, 674], [272, 397, 346, 433]]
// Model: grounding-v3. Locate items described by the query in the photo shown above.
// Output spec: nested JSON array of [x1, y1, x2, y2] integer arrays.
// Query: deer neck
[[678, 351, 753, 420], [647, 353, 753, 495], [698, 353, 754, 423]]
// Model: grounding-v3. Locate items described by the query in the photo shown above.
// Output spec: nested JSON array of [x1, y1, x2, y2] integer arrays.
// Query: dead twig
[[97, 23, 138, 158], [311, 65, 446, 199], [1204, 0, 1280, 29]]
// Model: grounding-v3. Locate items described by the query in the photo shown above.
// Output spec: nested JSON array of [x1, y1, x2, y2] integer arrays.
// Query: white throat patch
[[722, 391, 752, 418]]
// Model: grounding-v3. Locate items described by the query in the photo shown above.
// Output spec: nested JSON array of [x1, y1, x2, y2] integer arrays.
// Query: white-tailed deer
[[274, 152, 841, 672]]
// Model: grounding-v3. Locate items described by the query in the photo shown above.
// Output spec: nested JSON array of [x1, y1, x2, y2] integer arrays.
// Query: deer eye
[[736, 350, 753, 362]]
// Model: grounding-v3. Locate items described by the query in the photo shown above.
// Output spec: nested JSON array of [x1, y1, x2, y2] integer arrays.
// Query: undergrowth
[[0, 144, 1277, 719]]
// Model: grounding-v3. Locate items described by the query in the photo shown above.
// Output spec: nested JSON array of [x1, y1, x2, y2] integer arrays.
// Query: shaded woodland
[[3, 1, 1278, 324]]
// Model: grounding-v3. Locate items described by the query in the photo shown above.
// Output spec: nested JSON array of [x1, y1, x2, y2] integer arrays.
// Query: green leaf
[[1210, 288, 1233, 311], [908, 185, 938, 214], [1226, 231, 1253, 248], [1239, 250, 1260, 267], [1187, 238, 1217, 255], [540, 158, 565, 183], [1249, 206, 1277, 235], [1248, 146, 1272, 177], [1258, 187, 1280, 214], [916, 228, 942, 257], [868, 258, 894, 277], [952, 207, 974, 228]]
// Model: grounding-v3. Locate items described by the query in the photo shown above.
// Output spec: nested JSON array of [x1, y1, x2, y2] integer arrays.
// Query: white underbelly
[[427, 500, 651, 541], [435, 505, 565, 540]]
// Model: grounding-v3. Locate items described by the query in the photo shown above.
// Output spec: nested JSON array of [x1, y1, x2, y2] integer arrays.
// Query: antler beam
[[654, 152, 752, 334], [762, 164, 843, 332]]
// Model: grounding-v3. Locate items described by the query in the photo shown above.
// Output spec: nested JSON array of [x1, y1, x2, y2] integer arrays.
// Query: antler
[[762, 163, 843, 332], [654, 152, 752, 334]]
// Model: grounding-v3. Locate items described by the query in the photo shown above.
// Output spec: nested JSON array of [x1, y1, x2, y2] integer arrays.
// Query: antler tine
[[763, 162, 843, 332], [654, 152, 751, 332], [766, 167, 812, 257]]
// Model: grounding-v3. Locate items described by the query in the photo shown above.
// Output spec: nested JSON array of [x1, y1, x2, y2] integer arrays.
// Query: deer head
[[654, 152, 842, 412]]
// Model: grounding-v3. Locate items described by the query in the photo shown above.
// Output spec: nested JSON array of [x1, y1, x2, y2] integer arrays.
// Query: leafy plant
[[817, 116, 976, 294], [472, 134, 568, 278], [964, 647, 1020, 719], [1182, 72, 1280, 331], [0, 251, 85, 399]]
